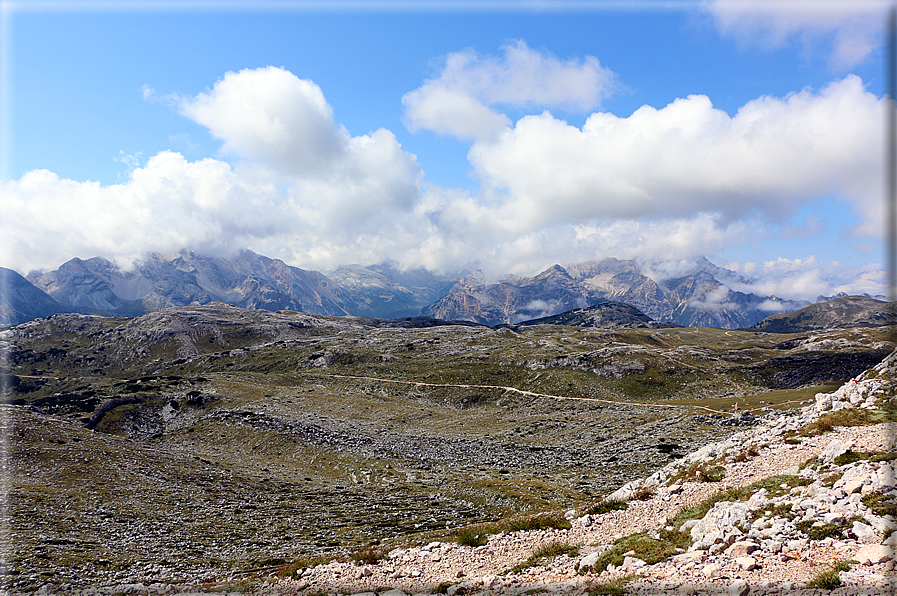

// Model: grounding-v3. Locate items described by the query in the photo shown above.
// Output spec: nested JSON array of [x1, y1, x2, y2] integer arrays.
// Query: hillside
[[256, 355, 897, 595], [751, 295, 897, 333], [516, 301, 680, 329], [3, 304, 895, 592]]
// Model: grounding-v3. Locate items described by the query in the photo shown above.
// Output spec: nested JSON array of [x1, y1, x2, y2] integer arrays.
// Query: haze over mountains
[[0, 248, 880, 329]]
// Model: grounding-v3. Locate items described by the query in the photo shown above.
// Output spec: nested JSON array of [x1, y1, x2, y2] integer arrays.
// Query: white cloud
[[705, 0, 888, 68], [402, 40, 615, 140], [469, 76, 882, 231], [2, 61, 886, 302], [722, 256, 885, 301], [178, 66, 347, 176]]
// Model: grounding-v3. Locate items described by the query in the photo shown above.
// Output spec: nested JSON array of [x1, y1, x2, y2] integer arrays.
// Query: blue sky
[[1, 0, 892, 301]]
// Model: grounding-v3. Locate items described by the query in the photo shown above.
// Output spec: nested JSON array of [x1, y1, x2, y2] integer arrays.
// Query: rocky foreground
[[246, 354, 897, 596], [20, 352, 897, 596]]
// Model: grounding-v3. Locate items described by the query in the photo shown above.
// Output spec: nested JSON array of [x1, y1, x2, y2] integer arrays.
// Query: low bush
[[455, 527, 488, 547], [349, 543, 386, 565], [808, 561, 851, 589]]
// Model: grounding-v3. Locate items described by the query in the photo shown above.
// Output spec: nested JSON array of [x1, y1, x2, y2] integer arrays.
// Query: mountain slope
[[751, 295, 897, 332], [0, 267, 69, 327], [326, 263, 456, 319], [421, 266, 590, 326], [27, 250, 351, 318], [15, 251, 812, 329], [517, 301, 681, 329]]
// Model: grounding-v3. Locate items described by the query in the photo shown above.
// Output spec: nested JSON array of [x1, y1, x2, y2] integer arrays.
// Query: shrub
[[349, 543, 385, 565], [586, 575, 636, 596], [697, 465, 726, 483], [808, 569, 841, 589], [633, 485, 655, 500], [456, 527, 488, 547]]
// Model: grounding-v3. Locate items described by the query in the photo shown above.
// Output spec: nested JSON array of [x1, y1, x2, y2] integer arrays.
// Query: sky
[[0, 0, 893, 302]]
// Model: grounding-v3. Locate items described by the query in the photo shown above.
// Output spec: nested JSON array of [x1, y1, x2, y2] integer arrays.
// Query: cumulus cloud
[[1, 60, 886, 301], [705, 0, 888, 68], [178, 66, 347, 176], [469, 75, 882, 231], [402, 40, 615, 140]]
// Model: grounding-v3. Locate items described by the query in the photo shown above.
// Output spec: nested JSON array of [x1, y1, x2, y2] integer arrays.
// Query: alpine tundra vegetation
[[2, 303, 895, 594]]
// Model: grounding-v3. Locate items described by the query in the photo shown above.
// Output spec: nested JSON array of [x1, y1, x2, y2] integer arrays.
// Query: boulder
[[820, 439, 849, 464], [728, 579, 750, 596], [814, 392, 832, 412], [852, 521, 878, 543], [726, 541, 760, 556], [854, 544, 895, 564], [736, 556, 758, 571], [578, 552, 601, 570]]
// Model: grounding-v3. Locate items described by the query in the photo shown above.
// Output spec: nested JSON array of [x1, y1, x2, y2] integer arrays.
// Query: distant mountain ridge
[[750, 295, 897, 333], [424, 257, 807, 329], [515, 300, 681, 329], [1, 250, 824, 329]]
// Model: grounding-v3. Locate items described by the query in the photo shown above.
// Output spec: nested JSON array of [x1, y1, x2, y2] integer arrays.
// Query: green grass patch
[[863, 492, 897, 517], [799, 408, 892, 437], [833, 450, 897, 466], [666, 459, 727, 485], [349, 543, 386, 565], [451, 511, 572, 547], [586, 575, 637, 596], [580, 529, 690, 574], [505, 541, 579, 574], [585, 499, 629, 516], [675, 473, 813, 530], [807, 561, 852, 590]]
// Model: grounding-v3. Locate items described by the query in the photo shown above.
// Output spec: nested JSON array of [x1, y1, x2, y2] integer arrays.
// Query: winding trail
[[314, 373, 736, 415]]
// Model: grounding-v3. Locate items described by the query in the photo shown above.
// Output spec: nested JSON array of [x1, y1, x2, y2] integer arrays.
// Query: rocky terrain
[[12, 330, 895, 596], [3, 304, 895, 594], [243, 350, 897, 596], [751, 296, 897, 333], [6, 251, 815, 329]]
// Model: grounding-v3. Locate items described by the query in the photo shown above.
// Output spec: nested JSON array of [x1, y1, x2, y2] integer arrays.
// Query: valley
[[2, 304, 894, 591]]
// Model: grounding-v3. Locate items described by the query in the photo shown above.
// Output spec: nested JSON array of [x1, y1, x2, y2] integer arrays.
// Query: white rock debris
[[240, 351, 897, 596]]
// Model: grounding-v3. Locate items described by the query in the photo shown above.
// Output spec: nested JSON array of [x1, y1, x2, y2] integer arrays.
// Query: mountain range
[[423, 257, 808, 328], [0, 248, 865, 330]]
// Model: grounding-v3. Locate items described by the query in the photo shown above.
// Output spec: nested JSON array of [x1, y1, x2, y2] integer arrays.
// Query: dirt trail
[[316, 372, 735, 415]]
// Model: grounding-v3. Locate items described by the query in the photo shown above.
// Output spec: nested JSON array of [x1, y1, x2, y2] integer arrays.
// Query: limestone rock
[[855, 545, 895, 564], [728, 578, 750, 596], [726, 541, 760, 556]]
